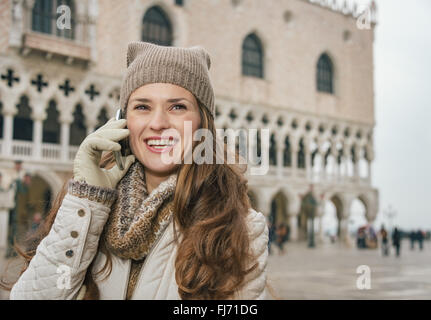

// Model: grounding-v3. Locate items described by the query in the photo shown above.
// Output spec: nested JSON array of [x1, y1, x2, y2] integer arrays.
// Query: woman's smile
[[144, 136, 179, 153]]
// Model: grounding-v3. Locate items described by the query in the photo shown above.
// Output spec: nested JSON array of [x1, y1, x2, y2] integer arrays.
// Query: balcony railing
[[0, 140, 372, 186], [0, 140, 73, 164], [42, 143, 62, 160], [12, 140, 33, 159]]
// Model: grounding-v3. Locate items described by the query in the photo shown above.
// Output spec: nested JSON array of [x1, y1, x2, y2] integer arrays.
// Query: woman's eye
[[135, 105, 149, 110], [172, 104, 186, 111]]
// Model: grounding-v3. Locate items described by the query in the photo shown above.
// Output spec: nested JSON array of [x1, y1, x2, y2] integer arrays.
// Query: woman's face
[[126, 83, 201, 176]]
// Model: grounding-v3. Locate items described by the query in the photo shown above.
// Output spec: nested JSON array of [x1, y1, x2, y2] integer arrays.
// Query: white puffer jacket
[[10, 192, 269, 300]]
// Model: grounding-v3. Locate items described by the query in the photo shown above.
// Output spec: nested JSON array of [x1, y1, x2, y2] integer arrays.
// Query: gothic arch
[[241, 32, 264, 78], [316, 51, 337, 94], [141, 4, 174, 46], [329, 193, 344, 238]]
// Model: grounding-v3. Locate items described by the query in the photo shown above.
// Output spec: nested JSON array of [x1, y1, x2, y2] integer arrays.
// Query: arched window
[[69, 104, 87, 146], [297, 138, 305, 169], [43, 100, 60, 143], [242, 34, 264, 78], [317, 53, 334, 94], [142, 6, 173, 46], [337, 147, 343, 165], [256, 130, 262, 164], [283, 136, 291, 167], [311, 148, 318, 167], [324, 147, 331, 167], [32, 0, 75, 39], [351, 144, 357, 164], [269, 134, 277, 166], [32, 0, 53, 34], [0, 102, 3, 139], [13, 96, 33, 141], [95, 107, 109, 131]]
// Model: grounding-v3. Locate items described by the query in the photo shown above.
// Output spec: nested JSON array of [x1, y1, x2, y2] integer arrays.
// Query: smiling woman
[[6, 41, 269, 300], [126, 83, 202, 192]]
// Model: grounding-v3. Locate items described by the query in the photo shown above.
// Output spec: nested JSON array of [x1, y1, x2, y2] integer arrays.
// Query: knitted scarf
[[103, 161, 177, 261]]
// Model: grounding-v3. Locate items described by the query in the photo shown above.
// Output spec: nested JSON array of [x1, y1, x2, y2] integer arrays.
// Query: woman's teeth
[[147, 139, 176, 148]]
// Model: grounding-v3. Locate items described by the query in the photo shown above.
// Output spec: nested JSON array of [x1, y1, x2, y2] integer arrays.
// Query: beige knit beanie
[[119, 41, 215, 118]]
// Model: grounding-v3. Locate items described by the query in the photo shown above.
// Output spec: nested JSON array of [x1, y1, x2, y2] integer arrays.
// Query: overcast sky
[[371, 0, 431, 231]]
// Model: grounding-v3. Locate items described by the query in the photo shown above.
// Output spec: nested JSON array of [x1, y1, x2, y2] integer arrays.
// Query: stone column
[[60, 119, 72, 162], [0, 189, 15, 249], [305, 140, 311, 181], [366, 145, 374, 184], [353, 145, 360, 181], [288, 215, 298, 241], [338, 218, 348, 245], [0, 207, 9, 249], [2, 113, 14, 157], [340, 144, 349, 182], [339, 203, 353, 247], [31, 99, 47, 159], [318, 216, 325, 243], [32, 111, 47, 161], [33, 118, 43, 159], [276, 138, 284, 178], [248, 130, 258, 167], [290, 137, 298, 178]]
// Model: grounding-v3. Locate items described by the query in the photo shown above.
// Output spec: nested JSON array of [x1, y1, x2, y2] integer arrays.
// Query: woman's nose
[[148, 109, 170, 132]]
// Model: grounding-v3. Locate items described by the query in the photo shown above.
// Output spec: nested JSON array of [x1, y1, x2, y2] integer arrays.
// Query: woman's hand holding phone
[[73, 118, 135, 189]]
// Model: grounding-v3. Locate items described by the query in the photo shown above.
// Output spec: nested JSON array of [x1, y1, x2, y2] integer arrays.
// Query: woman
[[7, 41, 268, 300]]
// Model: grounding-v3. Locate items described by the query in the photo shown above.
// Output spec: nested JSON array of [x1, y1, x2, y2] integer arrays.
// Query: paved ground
[[1, 239, 430, 300], [267, 239, 431, 299]]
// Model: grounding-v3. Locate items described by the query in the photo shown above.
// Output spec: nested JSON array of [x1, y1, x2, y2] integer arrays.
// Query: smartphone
[[113, 108, 130, 170]]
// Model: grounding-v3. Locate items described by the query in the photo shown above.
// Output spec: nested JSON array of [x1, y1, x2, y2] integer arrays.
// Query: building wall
[[92, 0, 375, 125], [0, 0, 11, 54], [0, 0, 379, 244]]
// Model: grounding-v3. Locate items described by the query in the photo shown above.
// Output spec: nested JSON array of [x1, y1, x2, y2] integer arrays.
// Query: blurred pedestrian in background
[[379, 224, 389, 256], [357, 227, 366, 249], [409, 230, 416, 250], [416, 229, 424, 251], [275, 223, 289, 255], [268, 220, 276, 255], [6, 161, 33, 258], [15, 173, 33, 239], [300, 184, 318, 248], [392, 227, 402, 258]]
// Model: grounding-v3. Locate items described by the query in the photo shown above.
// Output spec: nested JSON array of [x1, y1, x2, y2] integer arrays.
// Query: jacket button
[[70, 231, 79, 238], [65, 250, 74, 258], [77, 209, 85, 217]]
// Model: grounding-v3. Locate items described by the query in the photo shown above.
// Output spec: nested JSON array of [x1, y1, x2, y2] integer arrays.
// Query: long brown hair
[[1, 101, 258, 300]]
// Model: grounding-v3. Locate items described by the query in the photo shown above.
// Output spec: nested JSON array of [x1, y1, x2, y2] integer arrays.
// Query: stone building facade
[[0, 0, 378, 245]]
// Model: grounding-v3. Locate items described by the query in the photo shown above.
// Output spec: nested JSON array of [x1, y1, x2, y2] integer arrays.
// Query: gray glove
[[73, 118, 135, 189]]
